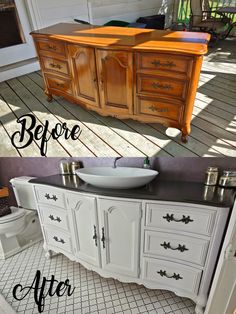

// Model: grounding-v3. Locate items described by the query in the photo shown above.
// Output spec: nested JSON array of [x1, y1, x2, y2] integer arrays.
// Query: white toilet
[[0, 177, 43, 259]]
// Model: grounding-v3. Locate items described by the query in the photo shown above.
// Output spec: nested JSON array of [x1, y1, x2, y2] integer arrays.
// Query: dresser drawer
[[136, 96, 182, 121], [44, 227, 74, 254], [137, 53, 192, 75], [41, 56, 70, 76], [142, 257, 202, 294], [39, 205, 69, 231], [35, 186, 66, 209], [144, 230, 209, 266], [145, 203, 216, 236], [37, 39, 66, 57], [137, 75, 187, 100], [45, 74, 73, 95]]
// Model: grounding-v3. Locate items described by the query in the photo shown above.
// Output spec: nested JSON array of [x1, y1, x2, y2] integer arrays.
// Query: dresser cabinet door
[[98, 198, 141, 277], [68, 45, 100, 108], [67, 193, 100, 267], [96, 50, 133, 115]]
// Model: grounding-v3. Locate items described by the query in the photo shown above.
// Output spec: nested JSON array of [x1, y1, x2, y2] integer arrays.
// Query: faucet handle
[[113, 157, 122, 168]]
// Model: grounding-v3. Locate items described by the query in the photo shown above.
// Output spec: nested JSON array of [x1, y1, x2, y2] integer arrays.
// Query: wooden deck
[[0, 39, 236, 157]]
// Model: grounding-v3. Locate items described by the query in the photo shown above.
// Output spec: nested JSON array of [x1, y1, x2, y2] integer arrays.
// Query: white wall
[[25, 0, 90, 29], [26, 0, 175, 30]]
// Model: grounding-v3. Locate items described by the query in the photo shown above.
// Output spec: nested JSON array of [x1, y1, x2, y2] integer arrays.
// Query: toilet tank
[[10, 177, 37, 210]]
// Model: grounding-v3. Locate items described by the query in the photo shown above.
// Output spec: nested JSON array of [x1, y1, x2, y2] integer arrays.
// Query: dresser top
[[31, 23, 210, 55], [30, 175, 236, 208]]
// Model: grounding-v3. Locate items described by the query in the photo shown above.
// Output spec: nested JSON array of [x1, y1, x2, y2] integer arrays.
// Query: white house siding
[[26, 0, 90, 29], [90, 0, 174, 26], [26, 0, 175, 29]]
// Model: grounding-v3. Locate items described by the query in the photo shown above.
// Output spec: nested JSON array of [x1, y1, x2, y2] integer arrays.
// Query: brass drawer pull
[[157, 270, 183, 280], [49, 63, 62, 70], [149, 105, 169, 113], [47, 45, 57, 51], [45, 193, 58, 201], [151, 60, 176, 68], [163, 213, 193, 224], [152, 82, 173, 90], [55, 82, 65, 88], [49, 215, 61, 223], [53, 236, 65, 244], [160, 241, 189, 252]]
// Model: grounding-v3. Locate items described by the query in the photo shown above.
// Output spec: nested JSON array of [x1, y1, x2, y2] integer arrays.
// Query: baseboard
[[0, 59, 40, 82]]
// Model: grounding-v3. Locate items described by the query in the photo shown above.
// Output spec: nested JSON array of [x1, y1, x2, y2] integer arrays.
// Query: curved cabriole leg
[[195, 294, 207, 314], [45, 90, 53, 102], [45, 250, 53, 259], [181, 124, 190, 144]]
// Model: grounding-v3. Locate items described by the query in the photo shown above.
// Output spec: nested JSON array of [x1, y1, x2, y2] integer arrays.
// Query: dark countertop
[[30, 175, 236, 208]]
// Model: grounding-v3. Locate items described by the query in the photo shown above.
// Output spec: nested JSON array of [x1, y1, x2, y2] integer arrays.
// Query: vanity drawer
[[45, 74, 73, 95], [144, 230, 209, 266], [39, 205, 69, 231], [35, 186, 66, 209], [41, 56, 70, 76], [136, 53, 192, 75], [145, 203, 216, 236], [142, 257, 202, 294], [136, 96, 183, 121], [37, 39, 66, 57], [137, 75, 187, 100], [44, 227, 74, 254]]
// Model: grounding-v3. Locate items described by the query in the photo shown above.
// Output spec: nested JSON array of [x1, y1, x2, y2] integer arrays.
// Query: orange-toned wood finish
[[0, 187, 9, 198], [31, 23, 210, 142]]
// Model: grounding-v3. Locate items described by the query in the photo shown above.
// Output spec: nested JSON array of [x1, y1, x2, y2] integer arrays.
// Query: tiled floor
[[0, 242, 196, 314]]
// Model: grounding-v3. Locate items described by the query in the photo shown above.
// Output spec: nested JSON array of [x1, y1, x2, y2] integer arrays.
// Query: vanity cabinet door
[[98, 198, 142, 278], [67, 193, 100, 267], [96, 50, 133, 115], [68, 45, 100, 108]]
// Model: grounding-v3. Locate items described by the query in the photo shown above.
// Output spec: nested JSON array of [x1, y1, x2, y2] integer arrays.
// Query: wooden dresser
[[31, 23, 210, 142]]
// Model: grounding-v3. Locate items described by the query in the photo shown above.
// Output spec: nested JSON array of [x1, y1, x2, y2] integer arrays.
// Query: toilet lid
[[0, 207, 25, 223]]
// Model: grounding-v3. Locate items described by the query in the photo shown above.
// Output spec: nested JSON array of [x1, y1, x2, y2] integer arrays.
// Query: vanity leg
[[195, 304, 204, 314], [195, 295, 207, 314], [45, 250, 53, 259], [45, 90, 53, 102], [181, 125, 190, 144]]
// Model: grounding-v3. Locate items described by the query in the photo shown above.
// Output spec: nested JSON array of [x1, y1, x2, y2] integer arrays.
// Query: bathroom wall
[[0, 157, 235, 206]]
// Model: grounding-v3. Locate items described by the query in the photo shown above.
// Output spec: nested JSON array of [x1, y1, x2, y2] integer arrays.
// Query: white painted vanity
[[30, 177, 235, 314]]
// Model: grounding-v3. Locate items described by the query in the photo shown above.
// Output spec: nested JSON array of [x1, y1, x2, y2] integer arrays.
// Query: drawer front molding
[[145, 203, 216, 236]]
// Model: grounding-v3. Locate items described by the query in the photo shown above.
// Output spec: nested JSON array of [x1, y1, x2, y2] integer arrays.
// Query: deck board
[[0, 39, 236, 157]]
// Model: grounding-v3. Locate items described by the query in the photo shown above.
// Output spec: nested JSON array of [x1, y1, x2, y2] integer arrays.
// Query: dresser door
[[68, 45, 100, 108], [98, 198, 141, 277], [96, 50, 133, 115], [67, 193, 101, 267]]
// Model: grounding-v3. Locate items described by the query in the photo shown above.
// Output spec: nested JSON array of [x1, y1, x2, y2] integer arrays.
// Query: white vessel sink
[[76, 167, 158, 189]]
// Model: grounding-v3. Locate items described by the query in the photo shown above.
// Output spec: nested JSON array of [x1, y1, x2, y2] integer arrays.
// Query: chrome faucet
[[113, 157, 122, 168]]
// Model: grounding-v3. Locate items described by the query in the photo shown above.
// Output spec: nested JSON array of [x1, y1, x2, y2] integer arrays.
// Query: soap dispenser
[[143, 157, 151, 169]]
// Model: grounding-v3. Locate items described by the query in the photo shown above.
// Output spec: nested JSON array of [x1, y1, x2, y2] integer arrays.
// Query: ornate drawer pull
[[163, 214, 193, 224], [47, 45, 57, 51], [152, 82, 173, 90], [149, 105, 169, 113], [53, 236, 65, 244], [55, 82, 64, 88], [101, 227, 105, 249], [160, 241, 189, 252], [157, 270, 183, 280], [45, 193, 58, 201], [49, 215, 61, 223], [93, 225, 98, 247], [151, 60, 176, 68], [49, 63, 62, 70]]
